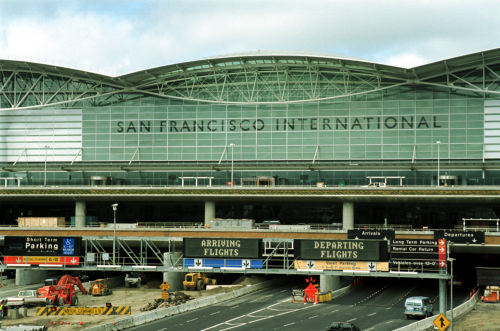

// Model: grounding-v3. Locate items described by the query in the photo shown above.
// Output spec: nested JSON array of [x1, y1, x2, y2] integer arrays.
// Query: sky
[[0, 0, 499, 76]]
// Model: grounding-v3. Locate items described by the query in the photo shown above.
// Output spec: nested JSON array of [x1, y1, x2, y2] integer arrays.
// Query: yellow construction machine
[[182, 272, 216, 290]]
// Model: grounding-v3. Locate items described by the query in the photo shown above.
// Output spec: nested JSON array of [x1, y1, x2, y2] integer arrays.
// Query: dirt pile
[[140, 292, 193, 311]]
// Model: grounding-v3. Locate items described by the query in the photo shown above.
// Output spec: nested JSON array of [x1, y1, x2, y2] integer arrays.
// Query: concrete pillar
[[320, 274, 340, 292], [15, 269, 48, 286], [439, 278, 447, 313], [204, 201, 216, 226], [342, 201, 354, 229], [163, 252, 184, 291], [75, 201, 86, 227]]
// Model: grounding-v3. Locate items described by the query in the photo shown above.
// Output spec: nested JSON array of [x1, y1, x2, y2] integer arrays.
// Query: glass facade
[[82, 92, 484, 162]]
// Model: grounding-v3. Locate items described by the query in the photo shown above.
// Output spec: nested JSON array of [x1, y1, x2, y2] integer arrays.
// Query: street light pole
[[44, 145, 48, 186], [112, 203, 118, 264], [436, 141, 441, 186], [229, 143, 235, 186]]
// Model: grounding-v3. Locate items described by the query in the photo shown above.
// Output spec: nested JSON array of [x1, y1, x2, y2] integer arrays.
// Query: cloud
[[0, 0, 499, 75]]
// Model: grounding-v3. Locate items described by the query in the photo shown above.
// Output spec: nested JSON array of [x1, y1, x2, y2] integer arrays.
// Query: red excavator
[[38, 274, 88, 306]]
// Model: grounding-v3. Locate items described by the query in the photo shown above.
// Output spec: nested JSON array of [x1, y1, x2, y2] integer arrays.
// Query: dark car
[[327, 322, 361, 331]]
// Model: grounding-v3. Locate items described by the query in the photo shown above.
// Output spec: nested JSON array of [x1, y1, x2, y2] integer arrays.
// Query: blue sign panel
[[183, 258, 263, 269], [62, 238, 75, 255]]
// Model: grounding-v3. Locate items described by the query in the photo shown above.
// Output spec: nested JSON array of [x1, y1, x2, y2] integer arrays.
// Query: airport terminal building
[[1, 49, 500, 225]]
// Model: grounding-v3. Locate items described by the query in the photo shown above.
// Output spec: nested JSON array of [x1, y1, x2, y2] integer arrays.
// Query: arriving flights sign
[[183, 238, 261, 259]]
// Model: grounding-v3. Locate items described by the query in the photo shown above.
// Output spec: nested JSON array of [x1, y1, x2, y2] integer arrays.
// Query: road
[[126, 277, 469, 331]]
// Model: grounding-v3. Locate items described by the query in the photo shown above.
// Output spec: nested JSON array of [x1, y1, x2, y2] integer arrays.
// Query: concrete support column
[[320, 274, 340, 292], [439, 278, 447, 313], [342, 201, 354, 230], [163, 252, 184, 291], [15, 269, 48, 286], [204, 201, 216, 226], [75, 201, 86, 227]]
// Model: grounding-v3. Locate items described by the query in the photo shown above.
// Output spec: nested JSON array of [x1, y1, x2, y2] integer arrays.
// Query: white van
[[404, 296, 433, 318]]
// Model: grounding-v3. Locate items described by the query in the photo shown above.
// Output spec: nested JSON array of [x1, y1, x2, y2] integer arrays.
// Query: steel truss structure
[[1, 49, 500, 110], [0, 237, 450, 280]]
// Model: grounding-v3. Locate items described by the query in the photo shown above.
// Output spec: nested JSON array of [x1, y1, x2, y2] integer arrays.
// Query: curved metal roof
[[1, 48, 499, 109]]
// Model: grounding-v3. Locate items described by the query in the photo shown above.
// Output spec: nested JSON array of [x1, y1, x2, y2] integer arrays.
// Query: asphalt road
[[126, 277, 470, 331]]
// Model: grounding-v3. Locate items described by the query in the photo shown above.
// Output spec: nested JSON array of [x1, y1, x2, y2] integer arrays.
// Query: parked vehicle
[[183, 273, 216, 290], [6, 290, 49, 307], [482, 286, 500, 303], [404, 296, 433, 318], [326, 321, 361, 331], [38, 274, 88, 306], [125, 272, 142, 288]]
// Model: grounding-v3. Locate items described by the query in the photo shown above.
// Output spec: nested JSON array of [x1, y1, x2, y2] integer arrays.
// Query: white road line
[[283, 322, 295, 327], [331, 309, 339, 313], [347, 318, 357, 322], [279, 289, 288, 293], [210, 311, 220, 315], [368, 312, 376, 316], [230, 305, 239, 309], [385, 320, 394, 324], [365, 328, 374, 331], [308, 315, 318, 319], [187, 317, 199, 322], [158, 329, 167, 331], [201, 302, 316, 331]]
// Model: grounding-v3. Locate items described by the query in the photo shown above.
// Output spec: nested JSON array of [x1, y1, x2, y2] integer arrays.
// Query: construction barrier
[[36, 306, 131, 316]]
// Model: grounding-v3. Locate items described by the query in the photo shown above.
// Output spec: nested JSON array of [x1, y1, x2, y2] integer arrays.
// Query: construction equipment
[[38, 274, 88, 306], [182, 273, 216, 290], [482, 286, 500, 303], [91, 279, 112, 296]]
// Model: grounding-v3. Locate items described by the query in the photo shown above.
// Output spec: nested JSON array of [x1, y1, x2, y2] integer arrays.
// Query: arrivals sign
[[183, 238, 261, 259], [4, 236, 82, 257], [347, 229, 395, 240], [294, 239, 388, 261]]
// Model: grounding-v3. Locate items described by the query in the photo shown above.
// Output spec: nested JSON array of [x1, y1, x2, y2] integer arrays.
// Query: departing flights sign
[[294, 239, 388, 261]]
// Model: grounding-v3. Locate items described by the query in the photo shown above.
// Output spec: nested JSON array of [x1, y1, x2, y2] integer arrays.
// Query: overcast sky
[[1, 0, 499, 76]]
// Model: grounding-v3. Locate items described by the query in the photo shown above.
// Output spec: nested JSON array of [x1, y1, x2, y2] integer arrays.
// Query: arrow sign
[[433, 313, 450, 330], [194, 258, 203, 267], [368, 262, 376, 271], [242, 259, 251, 269], [306, 260, 315, 269]]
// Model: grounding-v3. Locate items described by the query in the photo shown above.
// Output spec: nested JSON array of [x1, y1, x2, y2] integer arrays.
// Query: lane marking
[[279, 289, 288, 293], [385, 320, 394, 324], [347, 318, 357, 322], [368, 312, 376, 316], [331, 309, 339, 313], [201, 301, 316, 331], [187, 318, 199, 322], [365, 328, 374, 331], [210, 311, 220, 315], [230, 305, 239, 309], [308, 315, 318, 319], [283, 322, 295, 327]]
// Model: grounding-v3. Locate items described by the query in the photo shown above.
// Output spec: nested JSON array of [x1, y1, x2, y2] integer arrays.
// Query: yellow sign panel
[[160, 281, 170, 291], [433, 313, 450, 331], [23, 256, 62, 263], [294, 260, 389, 272]]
